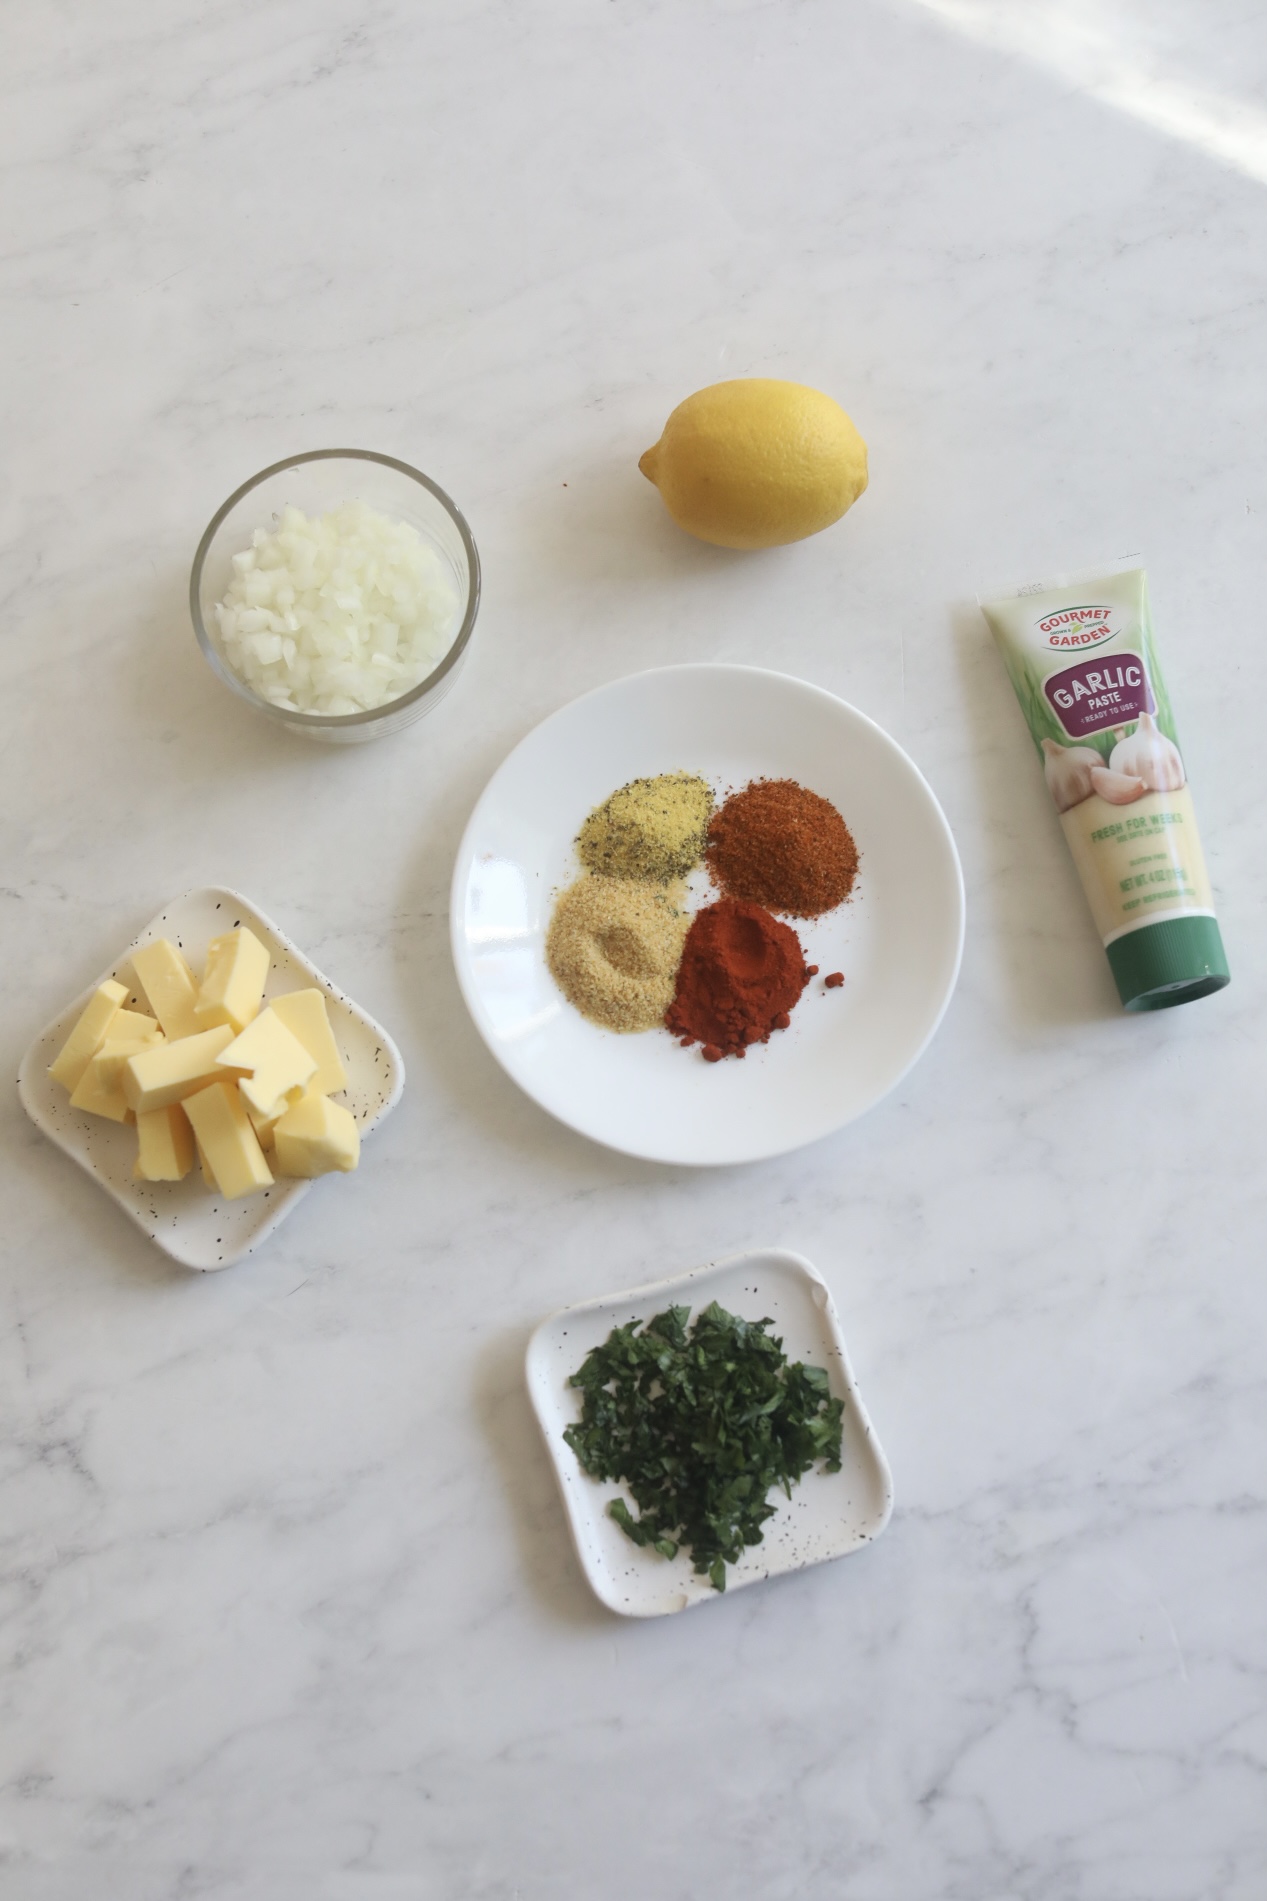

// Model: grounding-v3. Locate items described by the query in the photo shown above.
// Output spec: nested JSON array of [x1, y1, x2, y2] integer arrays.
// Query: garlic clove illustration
[[1108, 712, 1185, 791], [1041, 737, 1103, 812], [1090, 764, 1148, 805]]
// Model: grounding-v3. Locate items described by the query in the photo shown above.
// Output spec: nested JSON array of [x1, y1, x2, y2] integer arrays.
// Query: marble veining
[[2, 1, 1266, 1896]]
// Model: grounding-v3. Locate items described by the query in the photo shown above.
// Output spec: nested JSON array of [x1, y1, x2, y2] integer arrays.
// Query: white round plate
[[450, 665, 964, 1166]]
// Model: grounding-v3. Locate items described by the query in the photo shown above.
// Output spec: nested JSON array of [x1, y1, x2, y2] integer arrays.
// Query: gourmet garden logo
[[1035, 604, 1118, 651]]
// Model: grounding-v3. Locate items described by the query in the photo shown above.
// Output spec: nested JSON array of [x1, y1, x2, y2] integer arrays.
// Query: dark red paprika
[[666, 899, 809, 1059]]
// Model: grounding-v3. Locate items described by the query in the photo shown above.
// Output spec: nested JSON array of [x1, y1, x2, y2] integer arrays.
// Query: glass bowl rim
[[189, 448, 481, 730]]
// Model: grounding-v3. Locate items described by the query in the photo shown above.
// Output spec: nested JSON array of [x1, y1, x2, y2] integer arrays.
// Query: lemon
[[638, 378, 868, 550]]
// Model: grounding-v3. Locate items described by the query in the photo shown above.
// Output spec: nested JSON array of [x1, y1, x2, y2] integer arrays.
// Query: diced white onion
[[213, 502, 461, 716]]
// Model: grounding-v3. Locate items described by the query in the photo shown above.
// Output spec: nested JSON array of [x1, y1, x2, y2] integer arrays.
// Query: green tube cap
[[1106, 915, 1230, 1012]]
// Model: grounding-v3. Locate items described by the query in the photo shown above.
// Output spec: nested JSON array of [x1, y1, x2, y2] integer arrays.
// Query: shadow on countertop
[[472, 1324, 612, 1629]]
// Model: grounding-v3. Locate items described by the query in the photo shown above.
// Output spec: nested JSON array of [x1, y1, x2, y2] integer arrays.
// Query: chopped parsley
[[562, 1300, 844, 1591]]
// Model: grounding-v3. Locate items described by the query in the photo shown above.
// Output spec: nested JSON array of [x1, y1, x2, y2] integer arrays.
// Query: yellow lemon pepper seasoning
[[577, 772, 713, 884]]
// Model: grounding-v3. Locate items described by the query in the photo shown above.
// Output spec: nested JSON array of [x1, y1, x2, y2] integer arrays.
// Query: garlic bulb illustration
[[1109, 712, 1185, 792], [1090, 765, 1147, 805], [1041, 738, 1103, 812]]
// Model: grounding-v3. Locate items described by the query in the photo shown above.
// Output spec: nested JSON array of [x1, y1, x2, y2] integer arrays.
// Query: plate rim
[[525, 1245, 895, 1617], [449, 661, 966, 1166], [17, 884, 406, 1269]]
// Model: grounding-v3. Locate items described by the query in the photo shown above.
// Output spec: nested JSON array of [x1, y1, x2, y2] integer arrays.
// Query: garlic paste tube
[[981, 560, 1229, 1011]]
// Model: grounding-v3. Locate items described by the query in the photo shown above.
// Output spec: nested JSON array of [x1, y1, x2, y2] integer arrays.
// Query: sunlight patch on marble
[[903, 0, 1267, 187]]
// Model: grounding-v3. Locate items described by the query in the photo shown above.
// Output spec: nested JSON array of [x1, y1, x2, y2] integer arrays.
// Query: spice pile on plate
[[576, 772, 712, 883], [665, 898, 808, 1059], [546, 877, 689, 1033], [546, 772, 859, 1059], [546, 775, 708, 1032], [706, 778, 859, 916]]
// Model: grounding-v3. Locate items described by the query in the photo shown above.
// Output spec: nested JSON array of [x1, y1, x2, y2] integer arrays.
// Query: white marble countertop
[[3, 2, 1266, 1895]]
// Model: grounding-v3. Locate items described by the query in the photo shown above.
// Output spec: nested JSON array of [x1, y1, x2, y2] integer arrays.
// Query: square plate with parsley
[[526, 1249, 892, 1616]]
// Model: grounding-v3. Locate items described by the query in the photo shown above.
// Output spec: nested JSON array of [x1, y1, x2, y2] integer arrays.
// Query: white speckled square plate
[[526, 1248, 893, 1617], [17, 887, 405, 1271]]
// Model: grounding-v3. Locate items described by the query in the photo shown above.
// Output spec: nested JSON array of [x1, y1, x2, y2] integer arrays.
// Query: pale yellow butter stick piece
[[134, 1103, 195, 1182], [72, 1054, 137, 1123], [108, 1009, 165, 1044], [194, 928, 270, 1035], [123, 1024, 236, 1115], [269, 989, 347, 1096], [131, 939, 202, 1040], [182, 1081, 274, 1199], [273, 1091, 360, 1178], [48, 980, 129, 1092], [217, 1009, 317, 1121], [70, 1014, 164, 1121], [244, 1098, 280, 1151]]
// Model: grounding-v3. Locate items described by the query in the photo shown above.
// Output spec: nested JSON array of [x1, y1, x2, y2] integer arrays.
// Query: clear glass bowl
[[189, 450, 480, 744]]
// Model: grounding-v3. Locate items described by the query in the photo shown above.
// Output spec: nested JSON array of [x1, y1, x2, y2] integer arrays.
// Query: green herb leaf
[[563, 1301, 844, 1590]]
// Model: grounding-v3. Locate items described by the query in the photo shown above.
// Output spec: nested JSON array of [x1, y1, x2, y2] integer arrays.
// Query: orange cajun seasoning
[[706, 779, 859, 917]]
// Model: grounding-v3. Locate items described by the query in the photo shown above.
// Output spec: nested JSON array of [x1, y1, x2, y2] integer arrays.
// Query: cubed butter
[[273, 1091, 360, 1178], [244, 1097, 280, 1151], [134, 1103, 195, 1181], [217, 1008, 317, 1121], [70, 1014, 164, 1121], [109, 1009, 165, 1044], [71, 1052, 136, 1122], [269, 989, 347, 1096], [132, 939, 202, 1040], [195, 1136, 219, 1191], [123, 1024, 236, 1115], [194, 927, 270, 1034], [48, 979, 129, 1091], [182, 1081, 274, 1199]]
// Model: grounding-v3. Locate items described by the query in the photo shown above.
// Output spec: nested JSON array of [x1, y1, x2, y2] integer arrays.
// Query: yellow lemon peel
[[639, 378, 868, 551]]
